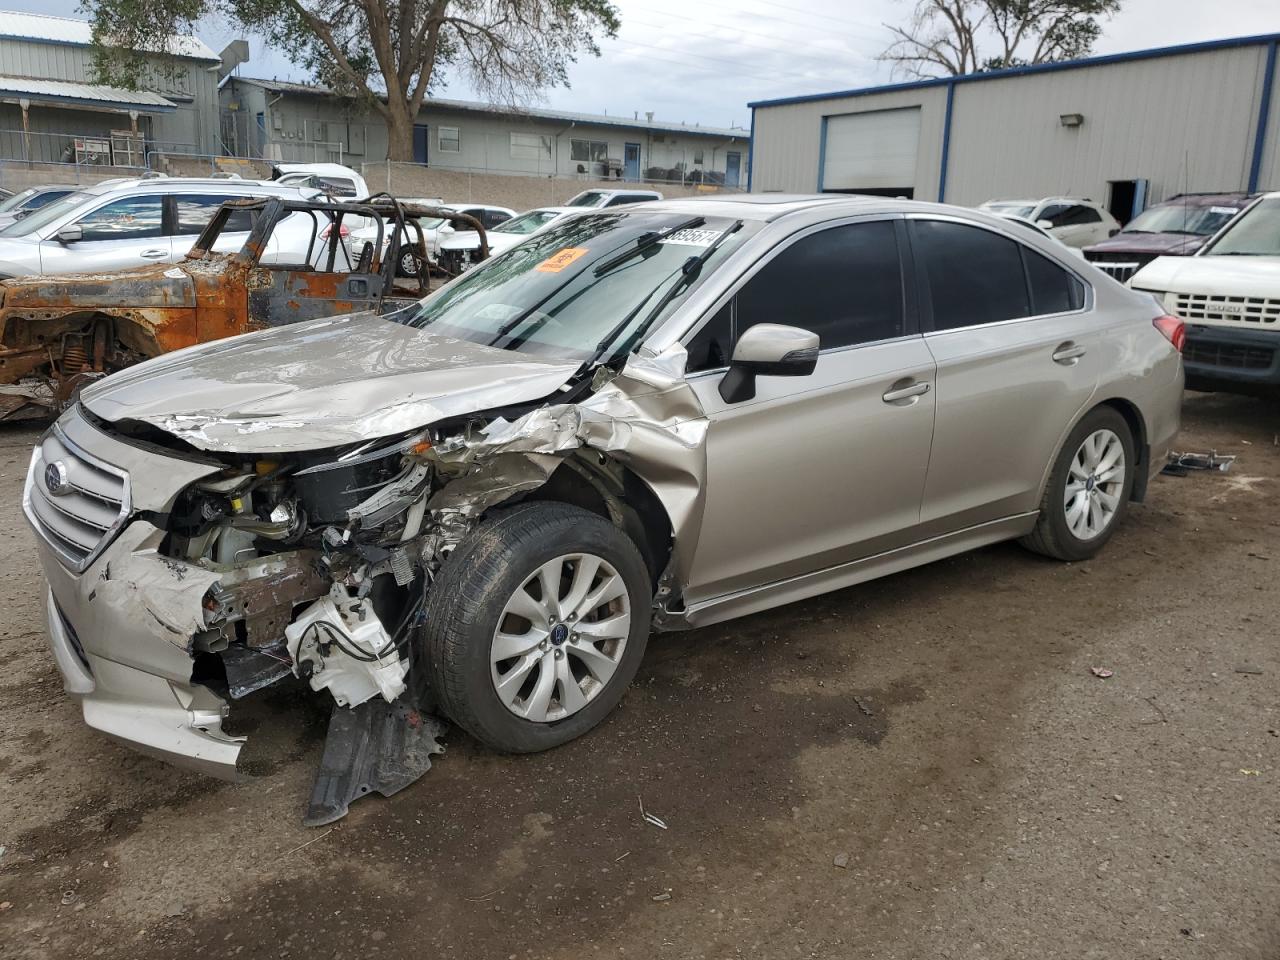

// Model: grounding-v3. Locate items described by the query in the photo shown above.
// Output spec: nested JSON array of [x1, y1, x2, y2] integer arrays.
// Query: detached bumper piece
[[304, 700, 447, 827]]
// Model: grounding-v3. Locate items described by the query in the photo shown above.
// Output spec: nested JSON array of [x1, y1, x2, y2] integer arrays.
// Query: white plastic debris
[[285, 585, 407, 708]]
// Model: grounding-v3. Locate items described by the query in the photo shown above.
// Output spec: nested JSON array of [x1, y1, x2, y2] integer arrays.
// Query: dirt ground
[[1, 391, 1277, 960]]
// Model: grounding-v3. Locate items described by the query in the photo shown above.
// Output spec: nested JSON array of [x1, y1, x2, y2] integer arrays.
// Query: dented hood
[[81, 312, 582, 453]]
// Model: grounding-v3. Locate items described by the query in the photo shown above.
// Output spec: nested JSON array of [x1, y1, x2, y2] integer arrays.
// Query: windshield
[[494, 210, 562, 235], [1123, 202, 1240, 236], [0, 191, 92, 237], [0, 188, 38, 213], [1202, 197, 1280, 256], [567, 191, 609, 208], [392, 211, 755, 362], [987, 203, 1037, 219]]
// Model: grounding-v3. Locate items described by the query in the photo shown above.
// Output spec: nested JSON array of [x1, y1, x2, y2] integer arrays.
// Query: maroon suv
[[1083, 192, 1251, 283]]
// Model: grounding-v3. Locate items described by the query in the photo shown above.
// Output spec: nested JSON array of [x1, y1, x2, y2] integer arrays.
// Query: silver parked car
[[23, 196, 1183, 819]]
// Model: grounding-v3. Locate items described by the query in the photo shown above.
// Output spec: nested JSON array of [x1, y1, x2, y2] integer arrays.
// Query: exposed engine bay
[[32, 341, 705, 826]]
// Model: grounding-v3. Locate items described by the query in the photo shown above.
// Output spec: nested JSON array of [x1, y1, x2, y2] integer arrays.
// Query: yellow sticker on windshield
[[536, 247, 589, 273]]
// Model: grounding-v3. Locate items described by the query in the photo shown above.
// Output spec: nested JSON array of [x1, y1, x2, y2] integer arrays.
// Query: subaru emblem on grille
[[44, 460, 71, 496]]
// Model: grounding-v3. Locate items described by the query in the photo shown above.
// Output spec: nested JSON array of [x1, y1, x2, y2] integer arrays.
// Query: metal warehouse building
[[747, 33, 1280, 220]]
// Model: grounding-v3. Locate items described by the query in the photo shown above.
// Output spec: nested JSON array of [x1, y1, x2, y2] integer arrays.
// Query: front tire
[[1021, 407, 1135, 562], [424, 503, 651, 753]]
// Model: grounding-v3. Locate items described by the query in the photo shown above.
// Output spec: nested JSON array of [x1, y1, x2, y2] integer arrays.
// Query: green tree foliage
[[83, 0, 620, 160]]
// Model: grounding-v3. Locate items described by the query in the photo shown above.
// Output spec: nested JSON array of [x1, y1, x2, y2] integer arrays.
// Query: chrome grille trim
[[1174, 292, 1280, 325], [23, 423, 131, 572]]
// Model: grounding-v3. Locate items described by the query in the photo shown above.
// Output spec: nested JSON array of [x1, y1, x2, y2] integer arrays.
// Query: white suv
[[980, 197, 1121, 248], [1129, 192, 1280, 395], [0, 177, 317, 279]]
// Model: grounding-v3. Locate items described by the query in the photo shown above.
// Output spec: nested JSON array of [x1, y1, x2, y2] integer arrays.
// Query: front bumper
[[38, 520, 245, 779], [1183, 324, 1280, 392]]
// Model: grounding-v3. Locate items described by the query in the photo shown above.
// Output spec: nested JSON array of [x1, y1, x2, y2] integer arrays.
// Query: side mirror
[[1036, 219, 1054, 230], [55, 224, 83, 244], [719, 323, 819, 404]]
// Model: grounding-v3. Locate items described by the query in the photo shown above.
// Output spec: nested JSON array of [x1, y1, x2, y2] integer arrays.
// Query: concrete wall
[[749, 39, 1280, 205], [0, 35, 219, 155], [359, 162, 737, 211]]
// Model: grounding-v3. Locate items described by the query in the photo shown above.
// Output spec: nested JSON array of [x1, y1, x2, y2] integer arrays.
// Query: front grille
[[24, 426, 130, 571], [1175, 293, 1280, 325], [1084, 253, 1152, 284], [1184, 340, 1275, 370]]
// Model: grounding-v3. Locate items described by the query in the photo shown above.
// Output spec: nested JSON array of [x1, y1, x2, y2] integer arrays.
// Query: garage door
[[821, 107, 921, 197]]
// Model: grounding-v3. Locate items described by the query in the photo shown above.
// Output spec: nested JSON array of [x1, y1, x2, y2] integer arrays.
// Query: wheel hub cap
[[1064, 428, 1125, 542], [490, 552, 631, 723]]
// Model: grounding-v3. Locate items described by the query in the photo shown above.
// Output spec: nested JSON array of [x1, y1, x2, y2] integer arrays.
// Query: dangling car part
[[0, 195, 487, 421], [23, 197, 1182, 824]]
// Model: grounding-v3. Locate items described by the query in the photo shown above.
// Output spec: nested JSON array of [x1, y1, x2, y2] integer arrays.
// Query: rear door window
[[482, 209, 512, 228], [1024, 248, 1086, 315], [173, 194, 254, 235], [911, 220, 1030, 330], [73, 196, 164, 241]]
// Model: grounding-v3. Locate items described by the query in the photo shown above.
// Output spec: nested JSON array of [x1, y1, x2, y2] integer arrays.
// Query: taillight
[[319, 223, 350, 239], [1153, 314, 1185, 353]]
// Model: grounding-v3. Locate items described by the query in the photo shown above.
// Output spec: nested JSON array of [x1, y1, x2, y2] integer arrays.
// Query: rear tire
[[1020, 406, 1135, 562], [424, 502, 651, 753]]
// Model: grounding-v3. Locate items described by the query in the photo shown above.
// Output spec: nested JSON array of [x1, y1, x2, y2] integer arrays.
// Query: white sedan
[[980, 197, 1121, 248], [438, 206, 582, 272]]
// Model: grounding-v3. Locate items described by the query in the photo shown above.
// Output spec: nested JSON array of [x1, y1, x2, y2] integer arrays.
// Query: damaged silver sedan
[[22, 196, 1184, 823]]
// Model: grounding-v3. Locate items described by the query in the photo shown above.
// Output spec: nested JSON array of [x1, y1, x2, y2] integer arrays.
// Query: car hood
[[441, 229, 533, 252], [1129, 254, 1280, 298], [1085, 232, 1206, 257], [81, 312, 583, 453]]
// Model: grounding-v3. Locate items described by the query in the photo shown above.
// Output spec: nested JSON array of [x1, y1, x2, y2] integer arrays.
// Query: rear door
[[909, 217, 1100, 534], [681, 217, 937, 604], [38, 194, 171, 274]]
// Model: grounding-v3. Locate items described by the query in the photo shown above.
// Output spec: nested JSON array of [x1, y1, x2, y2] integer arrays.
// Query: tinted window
[[75, 196, 164, 241], [686, 221, 904, 370], [23, 189, 70, 211], [482, 209, 511, 229], [1024, 248, 1085, 314], [174, 194, 254, 234], [1050, 204, 1101, 226], [913, 220, 1029, 330]]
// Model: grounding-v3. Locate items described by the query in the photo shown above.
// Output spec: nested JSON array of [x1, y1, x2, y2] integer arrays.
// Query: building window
[[693, 149, 705, 165], [438, 126, 461, 152], [510, 132, 552, 160], [570, 138, 609, 163]]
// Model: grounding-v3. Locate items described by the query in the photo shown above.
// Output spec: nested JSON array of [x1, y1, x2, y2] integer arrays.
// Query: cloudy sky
[[7, 0, 1279, 129]]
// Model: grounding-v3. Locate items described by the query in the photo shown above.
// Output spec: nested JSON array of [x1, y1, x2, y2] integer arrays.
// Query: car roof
[[443, 202, 514, 211], [272, 162, 362, 178], [1157, 192, 1254, 207], [76, 177, 310, 197]]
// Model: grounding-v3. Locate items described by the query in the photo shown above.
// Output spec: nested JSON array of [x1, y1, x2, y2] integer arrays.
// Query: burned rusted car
[[0, 196, 486, 420]]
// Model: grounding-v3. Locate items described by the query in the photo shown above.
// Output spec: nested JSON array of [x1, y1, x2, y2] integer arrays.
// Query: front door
[[623, 142, 641, 181], [413, 124, 430, 165], [39, 194, 171, 274], [725, 151, 741, 188], [681, 218, 936, 605], [908, 218, 1101, 534]]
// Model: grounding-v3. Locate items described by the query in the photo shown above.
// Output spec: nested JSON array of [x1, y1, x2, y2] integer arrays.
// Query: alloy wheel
[[1064, 428, 1125, 541], [490, 553, 631, 722]]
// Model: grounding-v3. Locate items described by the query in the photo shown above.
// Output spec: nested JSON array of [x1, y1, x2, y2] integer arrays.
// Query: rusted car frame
[[0, 196, 487, 420]]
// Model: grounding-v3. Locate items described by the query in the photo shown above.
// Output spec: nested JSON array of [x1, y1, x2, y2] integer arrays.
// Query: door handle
[[1053, 342, 1087, 364], [140, 248, 168, 259], [882, 380, 931, 404]]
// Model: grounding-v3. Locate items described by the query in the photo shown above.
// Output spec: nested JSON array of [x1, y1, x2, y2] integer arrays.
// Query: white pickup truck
[[1129, 192, 1280, 395]]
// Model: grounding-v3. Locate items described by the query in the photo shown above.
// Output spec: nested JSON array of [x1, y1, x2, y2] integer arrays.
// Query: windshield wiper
[[586, 219, 745, 368], [592, 216, 706, 276]]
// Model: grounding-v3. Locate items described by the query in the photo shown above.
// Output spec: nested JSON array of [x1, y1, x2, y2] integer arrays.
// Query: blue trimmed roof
[[748, 32, 1280, 109]]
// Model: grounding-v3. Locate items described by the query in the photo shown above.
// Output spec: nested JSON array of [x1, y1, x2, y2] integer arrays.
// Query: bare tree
[[880, 0, 1120, 79], [84, 0, 620, 161]]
